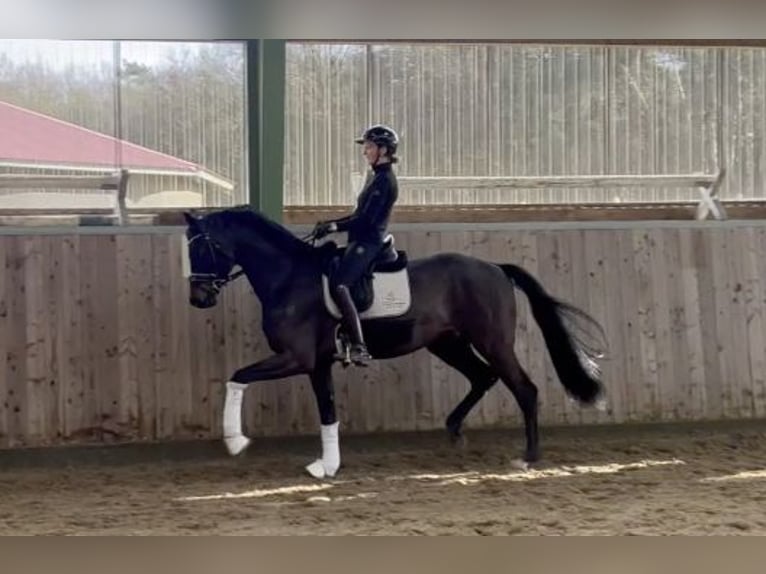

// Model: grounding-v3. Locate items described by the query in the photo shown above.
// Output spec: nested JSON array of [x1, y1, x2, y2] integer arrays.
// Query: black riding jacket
[[334, 162, 398, 245]]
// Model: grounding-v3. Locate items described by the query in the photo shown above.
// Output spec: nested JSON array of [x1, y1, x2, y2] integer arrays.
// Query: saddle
[[320, 234, 412, 320]]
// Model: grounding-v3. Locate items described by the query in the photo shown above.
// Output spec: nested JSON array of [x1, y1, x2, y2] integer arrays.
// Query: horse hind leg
[[488, 350, 540, 466], [427, 334, 499, 446]]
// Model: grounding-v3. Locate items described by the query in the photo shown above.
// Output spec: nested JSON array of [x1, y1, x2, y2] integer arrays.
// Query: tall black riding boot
[[334, 285, 373, 366]]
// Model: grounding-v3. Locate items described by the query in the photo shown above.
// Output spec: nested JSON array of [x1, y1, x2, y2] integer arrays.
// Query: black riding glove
[[313, 221, 338, 239]]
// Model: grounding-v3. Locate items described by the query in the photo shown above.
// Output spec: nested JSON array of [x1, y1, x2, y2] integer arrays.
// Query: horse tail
[[497, 263, 607, 404]]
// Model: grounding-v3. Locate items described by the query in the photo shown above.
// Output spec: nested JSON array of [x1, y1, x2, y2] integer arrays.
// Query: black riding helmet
[[355, 124, 399, 162]]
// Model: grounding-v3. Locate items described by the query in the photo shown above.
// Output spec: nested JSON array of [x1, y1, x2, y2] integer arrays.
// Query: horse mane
[[204, 205, 314, 257]]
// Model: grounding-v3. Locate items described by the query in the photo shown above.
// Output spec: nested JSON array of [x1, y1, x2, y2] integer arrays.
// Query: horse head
[[183, 211, 238, 309]]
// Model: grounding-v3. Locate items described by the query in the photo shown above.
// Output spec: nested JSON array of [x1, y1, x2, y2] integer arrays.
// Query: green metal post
[[246, 39, 286, 222]]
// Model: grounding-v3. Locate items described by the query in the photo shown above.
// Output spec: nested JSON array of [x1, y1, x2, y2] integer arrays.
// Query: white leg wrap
[[223, 381, 250, 456], [305, 422, 340, 479]]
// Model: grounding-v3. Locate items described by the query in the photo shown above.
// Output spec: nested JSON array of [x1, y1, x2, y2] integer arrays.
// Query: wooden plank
[[43, 237, 64, 444], [677, 228, 706, 420], [81, 235, 120, 441], [615, 229, 643, 422], [97, 235, 121, 440], [647, 228, 675, 420], [21, 237, 48, 445], [132, 235, 158, 440], [632, 229, 661, 421], [693, 228, 723, 419], [78, 236, 99, 441], [117, 235, 155, 441], [57, 235, 84, 442], [167, 232, 193, 438], [752, 227, 766, 417], [660, 229, 692, 419], [356, 360, 384, 434], [709, 229, 738, 418], [151, 234, 174, 440], [723, 228, 753, 417], [739, 227, 766, 418], [0, 238, 7, 446], [600, 230, 630, 423], [5, 237, 27, 446], [115, 235, 139, 440]]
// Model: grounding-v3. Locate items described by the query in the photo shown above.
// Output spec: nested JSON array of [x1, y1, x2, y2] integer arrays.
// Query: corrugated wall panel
[[606, 47, 719, 203], [283, 44, 368, 207], [722, 48, 766, 201], [284, 42, 766, 207]]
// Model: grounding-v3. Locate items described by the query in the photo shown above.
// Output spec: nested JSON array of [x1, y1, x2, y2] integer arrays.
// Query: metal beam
[[246, 39, 286, 222]]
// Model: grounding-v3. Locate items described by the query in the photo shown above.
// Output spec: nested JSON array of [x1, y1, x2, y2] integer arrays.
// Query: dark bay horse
[[183, 207, 607, 478]]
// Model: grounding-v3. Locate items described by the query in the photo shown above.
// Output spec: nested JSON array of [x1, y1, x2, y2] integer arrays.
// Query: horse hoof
[[306, 459, 338, 479], [224, 434, 251, 456], [451, 433, 468, 449], [510, 458, 529, 472], [447, 425, 467, 448]]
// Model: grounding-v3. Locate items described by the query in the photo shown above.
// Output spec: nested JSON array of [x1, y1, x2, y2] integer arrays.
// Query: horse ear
[[183, 211, 199, 229]]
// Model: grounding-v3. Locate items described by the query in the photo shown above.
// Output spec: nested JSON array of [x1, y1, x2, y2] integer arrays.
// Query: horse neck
[[227, 221, 306, 305]]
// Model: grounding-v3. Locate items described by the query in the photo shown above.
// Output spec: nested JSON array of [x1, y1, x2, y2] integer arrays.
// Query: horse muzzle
[[189, 282, 219, 309]]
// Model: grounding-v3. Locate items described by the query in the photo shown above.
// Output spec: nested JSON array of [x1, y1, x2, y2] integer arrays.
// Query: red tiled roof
[[0, 100, 200, 173]]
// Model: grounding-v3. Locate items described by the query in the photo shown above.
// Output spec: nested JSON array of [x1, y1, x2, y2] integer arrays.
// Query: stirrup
[[349, 344, 372, 366], [334, 342, 372, 367]]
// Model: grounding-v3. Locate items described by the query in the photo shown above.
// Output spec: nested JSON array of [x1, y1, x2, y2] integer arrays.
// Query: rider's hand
[[313, 221, 337, 239]]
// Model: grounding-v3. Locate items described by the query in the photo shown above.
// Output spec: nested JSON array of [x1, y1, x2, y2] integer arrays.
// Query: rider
[[313, 124, 400, 366]]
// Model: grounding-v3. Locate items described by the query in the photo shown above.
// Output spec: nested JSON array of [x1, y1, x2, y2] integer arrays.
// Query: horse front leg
[[223, 352, 306, 456], [305, 357, 340, 479]]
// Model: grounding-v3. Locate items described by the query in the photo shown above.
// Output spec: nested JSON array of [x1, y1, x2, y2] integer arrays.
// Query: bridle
[[187, 232, 245, 293]]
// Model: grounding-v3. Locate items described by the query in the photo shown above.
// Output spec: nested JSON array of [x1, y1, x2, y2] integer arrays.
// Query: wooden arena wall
[[1, 221, 765, 449]]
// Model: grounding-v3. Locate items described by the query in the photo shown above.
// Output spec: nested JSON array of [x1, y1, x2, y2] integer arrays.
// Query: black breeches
[[330, 242, 380, 293]]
